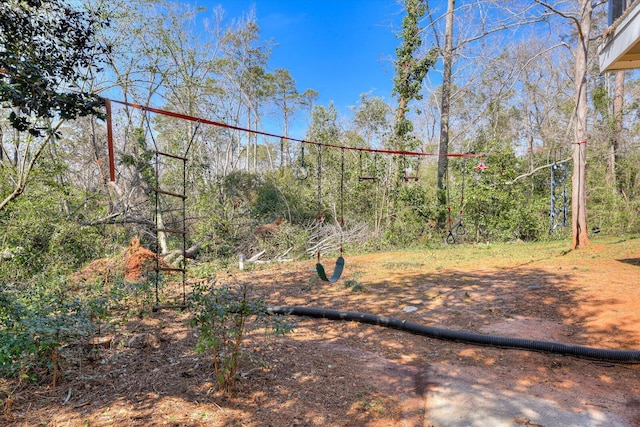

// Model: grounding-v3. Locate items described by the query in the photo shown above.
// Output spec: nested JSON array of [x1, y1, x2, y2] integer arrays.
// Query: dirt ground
[[4, 237, 640, 426]]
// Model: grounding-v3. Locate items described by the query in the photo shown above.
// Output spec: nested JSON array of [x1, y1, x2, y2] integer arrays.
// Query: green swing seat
[[316, 256, 345, 283]]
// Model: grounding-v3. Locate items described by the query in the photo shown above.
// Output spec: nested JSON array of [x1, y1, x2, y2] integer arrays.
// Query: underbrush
[[0, 277, 97, 390]]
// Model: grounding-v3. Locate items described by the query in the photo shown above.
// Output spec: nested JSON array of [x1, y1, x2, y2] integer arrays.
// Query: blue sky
[[201, 0, 407, 116]]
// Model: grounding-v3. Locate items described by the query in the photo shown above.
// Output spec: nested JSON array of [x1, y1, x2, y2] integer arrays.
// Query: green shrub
[[189, 278, 292, 395], [0, 277, 97, 385]]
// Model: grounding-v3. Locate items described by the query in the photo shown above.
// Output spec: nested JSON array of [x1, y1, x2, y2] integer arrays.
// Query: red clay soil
[[3, 237, 640, 426], [122, 237, 175, 283], [69, 238, 173, 285]]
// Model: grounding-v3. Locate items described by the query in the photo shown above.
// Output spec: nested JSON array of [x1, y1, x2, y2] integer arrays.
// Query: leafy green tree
[[353, 93, 392, 148], [592, 72, 626, 194], [393, 0, 438, 151], [0, 0, 109, 136], [0, 168, 105, 280], [0, 0, 110, 212]]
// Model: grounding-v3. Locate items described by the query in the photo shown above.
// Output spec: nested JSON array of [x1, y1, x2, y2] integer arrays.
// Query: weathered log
[[163, 242, 203, 265]]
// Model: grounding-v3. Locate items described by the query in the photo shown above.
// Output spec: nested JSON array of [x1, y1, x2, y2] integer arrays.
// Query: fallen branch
[[306, 221, 370, 257], [247, 250, 266, 263], [253, 247, 295, 264], [163, 242, 203, 265], [62, 388, 72, 405], [276, 247, 293, 260]]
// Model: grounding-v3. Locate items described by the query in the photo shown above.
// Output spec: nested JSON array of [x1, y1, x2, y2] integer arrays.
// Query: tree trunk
[[246, 114, 251, 172], [388, 96, 409, 225], [608, 70, 624, 191], [571, 0, 592, 250], [90, 116, 111, 186], [437, 0, 455, 227], [156, 210, 169, 255]]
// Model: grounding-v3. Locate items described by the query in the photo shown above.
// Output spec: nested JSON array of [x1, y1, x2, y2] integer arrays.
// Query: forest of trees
[[1, 0, 640, 293]]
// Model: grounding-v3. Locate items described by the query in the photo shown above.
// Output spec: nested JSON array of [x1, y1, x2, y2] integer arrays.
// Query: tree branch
[[534, 0, 583, 40], [506, 157, 571, 185]]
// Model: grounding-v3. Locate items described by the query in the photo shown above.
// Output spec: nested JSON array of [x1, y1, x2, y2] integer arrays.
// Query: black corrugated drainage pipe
[[267, 306, 640, 363]]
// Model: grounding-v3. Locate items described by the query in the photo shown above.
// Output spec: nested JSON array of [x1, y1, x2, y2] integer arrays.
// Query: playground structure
[[101, 97, 486, 290], [102, 97, 575, 285]]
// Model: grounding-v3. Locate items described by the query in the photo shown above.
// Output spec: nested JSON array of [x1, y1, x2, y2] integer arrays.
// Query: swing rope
[[339, 148, 345, 252], [445, 165, 455, 244], [296, 143, 308, 180], [358, 151, 378, 181], [316, 147, 345, 282], [402, 153, 419, 182], [317, 144, 323, 231], [455, 158, 467, 237]]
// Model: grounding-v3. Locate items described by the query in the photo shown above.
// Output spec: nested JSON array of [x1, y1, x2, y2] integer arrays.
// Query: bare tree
[[436, 0, 455, 227]]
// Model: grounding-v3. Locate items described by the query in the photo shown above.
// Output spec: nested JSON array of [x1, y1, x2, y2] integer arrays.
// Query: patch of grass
[[343, 279, 364, 292], [356, 399, 386, 414], [355, 389, 369, 398], [381, 261, 424, 270], [428, 241, 566, 269]]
